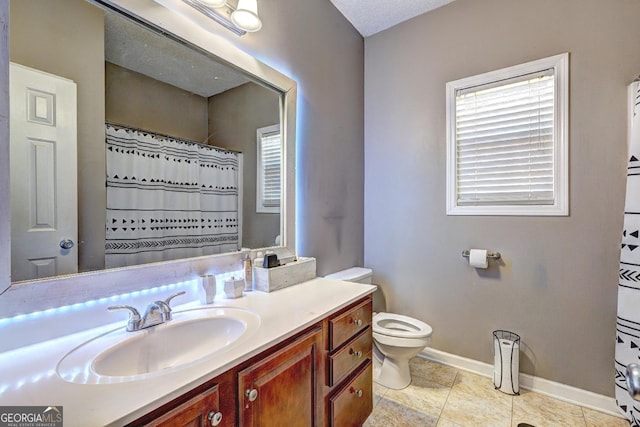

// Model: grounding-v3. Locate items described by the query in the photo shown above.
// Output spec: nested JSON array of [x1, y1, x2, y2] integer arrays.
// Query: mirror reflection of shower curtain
[[105, 123, 242, 268], [615, 80, 640, 425]]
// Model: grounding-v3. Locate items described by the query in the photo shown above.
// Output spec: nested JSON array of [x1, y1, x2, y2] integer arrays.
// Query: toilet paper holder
[[461, 250, 501, 260]]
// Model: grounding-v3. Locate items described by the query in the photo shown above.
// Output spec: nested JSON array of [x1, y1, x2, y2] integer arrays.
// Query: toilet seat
[[373, 312, 432, 339]]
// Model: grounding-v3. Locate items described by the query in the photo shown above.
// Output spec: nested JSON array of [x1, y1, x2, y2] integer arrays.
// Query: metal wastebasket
[[493, 330, 520, 395]]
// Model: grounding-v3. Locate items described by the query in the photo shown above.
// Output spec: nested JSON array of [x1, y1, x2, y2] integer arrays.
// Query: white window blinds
[[455, 69, 555, 206], [446, 53, 568, 216], [257, 125, 281, 213]]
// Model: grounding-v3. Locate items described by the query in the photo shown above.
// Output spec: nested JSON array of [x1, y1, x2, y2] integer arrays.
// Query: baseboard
[[420, 347, 622, 418]]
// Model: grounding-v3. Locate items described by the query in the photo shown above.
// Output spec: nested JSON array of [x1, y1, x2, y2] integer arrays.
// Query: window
[[446, 53, 569, 216], [256, 125, 281, 213]]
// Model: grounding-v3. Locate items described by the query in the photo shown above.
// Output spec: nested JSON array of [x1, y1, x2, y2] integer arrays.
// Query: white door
[[10, 62, 78, 282]]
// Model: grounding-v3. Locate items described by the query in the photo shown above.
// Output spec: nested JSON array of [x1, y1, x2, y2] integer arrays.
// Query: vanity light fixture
[[199, 0, 227, 7], [181, 0, 262, 36]]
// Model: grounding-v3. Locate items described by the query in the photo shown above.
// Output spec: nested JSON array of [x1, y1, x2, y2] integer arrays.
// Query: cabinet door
[[144, 384, 223, 427], [238, 326, 322, 427]]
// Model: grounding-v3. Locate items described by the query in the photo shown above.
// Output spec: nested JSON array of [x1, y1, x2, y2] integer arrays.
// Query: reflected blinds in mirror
[[256, 124, 281, 213], [105, 123, 242, 268]]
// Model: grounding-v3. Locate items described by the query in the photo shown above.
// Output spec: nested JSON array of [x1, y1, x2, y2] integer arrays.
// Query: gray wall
[[227, 0, 365, 274], [106, 62, 209, 142], [364, 0, 640, 396], [208, 82, 281, 249]]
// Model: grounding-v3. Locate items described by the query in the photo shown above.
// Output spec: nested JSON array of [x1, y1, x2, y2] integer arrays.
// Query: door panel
[[10, 62, 78, 281]]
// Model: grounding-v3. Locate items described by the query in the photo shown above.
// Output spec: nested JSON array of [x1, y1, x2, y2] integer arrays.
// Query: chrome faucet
[[108, 291, 186, 332]]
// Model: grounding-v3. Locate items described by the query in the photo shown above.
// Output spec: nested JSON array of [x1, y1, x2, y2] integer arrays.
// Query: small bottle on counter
[[243, 253, 253, 291]]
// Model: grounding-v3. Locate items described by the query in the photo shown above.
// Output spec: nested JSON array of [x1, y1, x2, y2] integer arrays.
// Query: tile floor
[[364, 357, 630, 427]]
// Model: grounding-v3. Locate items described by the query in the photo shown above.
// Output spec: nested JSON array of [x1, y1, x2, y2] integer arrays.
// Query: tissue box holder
[[253, 257, 316, 292]]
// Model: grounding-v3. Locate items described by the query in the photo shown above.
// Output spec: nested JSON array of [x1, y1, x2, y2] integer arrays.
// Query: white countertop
[[0, 278, 375, 427]]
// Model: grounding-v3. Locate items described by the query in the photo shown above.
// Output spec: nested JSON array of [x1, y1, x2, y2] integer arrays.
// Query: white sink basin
[[56, 307, 260, 384]]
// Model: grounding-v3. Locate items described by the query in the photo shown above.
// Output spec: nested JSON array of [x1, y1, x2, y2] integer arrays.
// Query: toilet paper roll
[[469, 249, 489, 268], [493, 338, 519, 394]]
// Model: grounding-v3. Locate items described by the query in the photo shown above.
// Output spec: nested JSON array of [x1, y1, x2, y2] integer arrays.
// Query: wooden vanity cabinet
[[127, 295, 373, 427]]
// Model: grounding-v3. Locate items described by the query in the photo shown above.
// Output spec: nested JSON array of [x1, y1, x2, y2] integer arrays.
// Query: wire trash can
[[493, 330, 520, 395]]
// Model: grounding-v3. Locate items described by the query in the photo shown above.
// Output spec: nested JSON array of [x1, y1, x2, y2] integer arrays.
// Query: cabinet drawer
[[328, 327, 371, 386], [329, 299, 372, 351], [329, 360, 373, 427]]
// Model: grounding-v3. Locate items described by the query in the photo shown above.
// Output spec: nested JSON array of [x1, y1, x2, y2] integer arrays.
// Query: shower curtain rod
[[105, 121, 242, 155]]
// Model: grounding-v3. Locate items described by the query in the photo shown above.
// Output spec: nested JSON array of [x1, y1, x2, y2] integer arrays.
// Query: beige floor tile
[[410, 357, 459, 387], [439, 385, 513, 427], [363, 396, 439, 427], [582, 407, 630, 427], [436, 418, 465, 427], [383, 374, 451, 417], [369, 359, 626, 427], [512, 390, 586, 427], [373, 381, 389, 407], [451, 370, 513, 406]]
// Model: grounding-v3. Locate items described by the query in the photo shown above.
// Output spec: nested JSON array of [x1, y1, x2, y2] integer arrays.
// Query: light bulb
[[231, 0, 262, 32]]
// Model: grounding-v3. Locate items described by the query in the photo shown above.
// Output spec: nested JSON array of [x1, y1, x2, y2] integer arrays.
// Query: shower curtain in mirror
[[105, 123, 242, 268], [616, 81, 640, 425]]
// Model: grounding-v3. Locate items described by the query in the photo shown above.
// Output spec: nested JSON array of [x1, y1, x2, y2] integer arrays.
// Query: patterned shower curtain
[[615, 81, 640, 425], [105, 123, 242, 268]]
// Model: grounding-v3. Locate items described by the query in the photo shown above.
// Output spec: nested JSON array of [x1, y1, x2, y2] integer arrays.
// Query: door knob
[[59, 239, 74, 249]]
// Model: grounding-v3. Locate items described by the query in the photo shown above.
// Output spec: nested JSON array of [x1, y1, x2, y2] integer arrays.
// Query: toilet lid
[[373, 312, 432, 339]]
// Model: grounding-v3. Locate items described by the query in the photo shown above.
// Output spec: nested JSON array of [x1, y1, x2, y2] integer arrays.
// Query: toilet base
[[372, 342, 412, 390]]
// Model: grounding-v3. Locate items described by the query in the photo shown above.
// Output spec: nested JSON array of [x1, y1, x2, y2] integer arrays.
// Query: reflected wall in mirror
[[9, 0, 282, 282]]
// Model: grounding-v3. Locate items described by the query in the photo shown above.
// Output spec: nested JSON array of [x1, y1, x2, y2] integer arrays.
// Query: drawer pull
[[349, 348, 363, 358], [245, 388, 259, 402], [207, 411, 223, 426], [350, 318, 363, 327], [349, 386, 363, 398]]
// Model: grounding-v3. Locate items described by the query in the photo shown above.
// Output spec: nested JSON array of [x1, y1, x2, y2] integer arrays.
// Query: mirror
[[7, 0, 295, 284]]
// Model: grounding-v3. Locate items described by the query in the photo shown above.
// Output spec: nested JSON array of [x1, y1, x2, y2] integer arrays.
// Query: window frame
[[445, 53, 569, 216], [256, 124, 281, 214]]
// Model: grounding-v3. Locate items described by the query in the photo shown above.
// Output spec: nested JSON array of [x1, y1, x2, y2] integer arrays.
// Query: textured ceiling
[[329, 0, 456, 37], [105, 12, 249, 98]]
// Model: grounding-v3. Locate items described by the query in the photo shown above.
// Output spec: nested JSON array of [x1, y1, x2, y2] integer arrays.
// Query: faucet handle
[[155, 291, 187, 322], [164, 290, 186, 306], [107, 305, 142, 332]]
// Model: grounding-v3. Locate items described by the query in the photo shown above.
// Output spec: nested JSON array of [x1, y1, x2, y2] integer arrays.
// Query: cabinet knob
[[350, 318, 363, 327], [207, 411, 223, 426], [349, 386, 363, 398], [245, 388, 259, 402], [349, 348, 363, 358]]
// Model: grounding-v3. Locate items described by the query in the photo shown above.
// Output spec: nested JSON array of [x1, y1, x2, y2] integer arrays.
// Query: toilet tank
[[325, 267, 373, 284]]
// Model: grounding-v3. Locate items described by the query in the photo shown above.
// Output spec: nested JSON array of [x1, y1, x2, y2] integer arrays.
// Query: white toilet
[[325, 267, 433, 390]]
